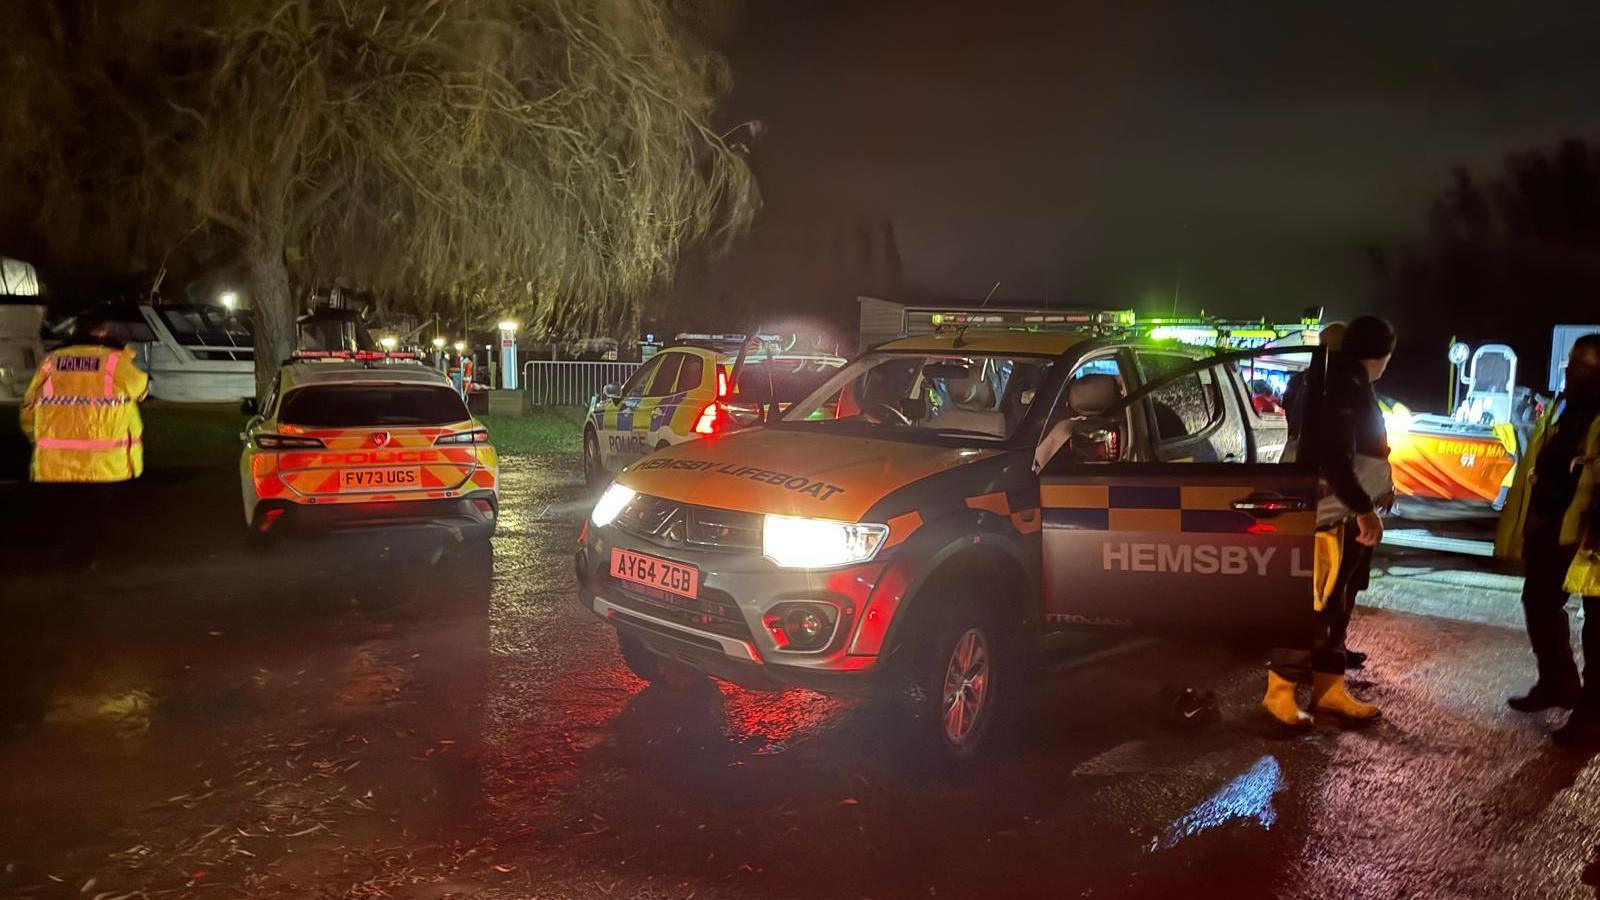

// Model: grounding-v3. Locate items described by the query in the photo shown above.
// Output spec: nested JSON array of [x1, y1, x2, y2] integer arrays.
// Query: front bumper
[[576, 525, 883, 694], [254, 490, 498, 539]]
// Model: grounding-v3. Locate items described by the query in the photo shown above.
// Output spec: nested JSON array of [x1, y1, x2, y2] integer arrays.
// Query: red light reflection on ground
[[715, 682, 846, 753]]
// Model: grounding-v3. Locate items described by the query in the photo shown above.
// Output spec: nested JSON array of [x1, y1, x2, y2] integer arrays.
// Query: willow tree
[[0, 0, 757, 397]]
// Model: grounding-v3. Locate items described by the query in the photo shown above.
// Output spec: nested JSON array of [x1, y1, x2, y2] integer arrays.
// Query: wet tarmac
[[3, 453, 1600, 899]]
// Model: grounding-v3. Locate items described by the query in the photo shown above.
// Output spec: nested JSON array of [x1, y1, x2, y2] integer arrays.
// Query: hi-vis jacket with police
[[20, 344, 149, 483]]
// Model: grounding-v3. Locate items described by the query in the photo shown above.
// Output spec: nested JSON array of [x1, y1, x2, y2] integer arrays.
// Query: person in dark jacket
[[1263, 316, 1395, 726], [1283, 322, 1369, 670]]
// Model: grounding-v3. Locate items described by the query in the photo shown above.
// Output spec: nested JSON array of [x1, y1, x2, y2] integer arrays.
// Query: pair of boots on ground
[[1263, 669, 1378, 727]]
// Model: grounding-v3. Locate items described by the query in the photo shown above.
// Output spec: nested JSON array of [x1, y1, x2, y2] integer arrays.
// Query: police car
[[240, 350, 499, 543], [582, 334, 845, 488], [576, 311, 1327, 760]]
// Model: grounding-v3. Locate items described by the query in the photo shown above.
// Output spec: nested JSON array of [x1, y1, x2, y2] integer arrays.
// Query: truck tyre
[[914, 591, 1019, 763], [583, 429, 604, 490]]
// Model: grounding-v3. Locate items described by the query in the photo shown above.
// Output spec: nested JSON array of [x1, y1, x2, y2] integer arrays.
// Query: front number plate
[[342, 467, 421, 489], [611, 548, 700, 599]]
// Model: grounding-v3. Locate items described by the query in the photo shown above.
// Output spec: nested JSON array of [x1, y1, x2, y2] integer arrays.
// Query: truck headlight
[[591, 484, 636, 527], [763, 515, 888, 569]]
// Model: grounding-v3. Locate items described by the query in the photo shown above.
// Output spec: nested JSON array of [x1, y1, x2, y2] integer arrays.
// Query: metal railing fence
[[522, 359, 641, 407]]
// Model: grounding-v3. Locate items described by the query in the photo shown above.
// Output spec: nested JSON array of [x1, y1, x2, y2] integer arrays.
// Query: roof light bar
[[290, 349, 423, 362]]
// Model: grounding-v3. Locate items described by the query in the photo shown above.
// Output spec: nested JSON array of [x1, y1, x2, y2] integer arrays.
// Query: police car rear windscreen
[[280, 385, 470, 427]]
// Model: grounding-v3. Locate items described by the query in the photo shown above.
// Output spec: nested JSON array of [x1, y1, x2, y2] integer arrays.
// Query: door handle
[[1231, 495, 1310, 513]]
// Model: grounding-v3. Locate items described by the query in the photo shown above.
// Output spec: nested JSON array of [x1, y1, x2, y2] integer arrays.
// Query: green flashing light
[[1149, 325, 1219, 344]]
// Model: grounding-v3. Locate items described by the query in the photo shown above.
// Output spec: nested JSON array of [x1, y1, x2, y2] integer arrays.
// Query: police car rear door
[[1036, 346, 1323, 646]]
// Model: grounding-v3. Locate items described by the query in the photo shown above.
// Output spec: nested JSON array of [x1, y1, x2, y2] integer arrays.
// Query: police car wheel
[[243, 512, 276, 550], [583, 429, 604, 490]]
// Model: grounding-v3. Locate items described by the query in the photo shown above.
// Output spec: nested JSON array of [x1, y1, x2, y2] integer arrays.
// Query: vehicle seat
[[1068, 374, 1122, 416], [934, 379, 1006, 436]]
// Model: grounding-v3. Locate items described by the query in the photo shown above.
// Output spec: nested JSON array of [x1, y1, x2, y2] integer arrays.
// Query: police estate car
[[582, 334, 845, 488], [240, 351, 499, 544], [576, 312, 1325, 760]]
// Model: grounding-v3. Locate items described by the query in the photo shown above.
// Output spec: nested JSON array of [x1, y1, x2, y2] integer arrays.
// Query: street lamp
[[497, 320, 518, 333], [218, 290, 238, 310], [431, 337, 446, 350], [453, 341, 466, 353], [379, 336, 398, 350]]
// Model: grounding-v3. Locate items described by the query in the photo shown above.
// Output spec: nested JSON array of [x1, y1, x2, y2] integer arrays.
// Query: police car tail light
[[255, 434, 326, 449], [435, 428, 490, 445], [591, 483, 636, 527], [694, 402, 721, 435], [763, 515, 888, 568]]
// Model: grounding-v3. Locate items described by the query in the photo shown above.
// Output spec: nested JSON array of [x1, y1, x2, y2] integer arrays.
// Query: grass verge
[[480, 407, 587, 455], [1, 401, 247, 477], [1, 402, 584, 479]]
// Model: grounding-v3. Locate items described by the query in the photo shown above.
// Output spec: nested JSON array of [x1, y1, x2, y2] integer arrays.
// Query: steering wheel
[[860, 401, 913, 426]]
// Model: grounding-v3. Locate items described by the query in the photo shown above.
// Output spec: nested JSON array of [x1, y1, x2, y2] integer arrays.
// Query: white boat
[[54, 302, 256, 403], [0, 258, 46, 401], [0, 298, 45, 402]]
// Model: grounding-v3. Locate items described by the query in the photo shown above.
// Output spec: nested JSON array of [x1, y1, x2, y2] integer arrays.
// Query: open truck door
[[1035, 345, 1324, 647]]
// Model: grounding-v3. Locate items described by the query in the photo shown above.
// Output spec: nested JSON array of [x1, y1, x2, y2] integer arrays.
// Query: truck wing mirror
[[240, 397, 260, 416], [601, 382, 622, 402]]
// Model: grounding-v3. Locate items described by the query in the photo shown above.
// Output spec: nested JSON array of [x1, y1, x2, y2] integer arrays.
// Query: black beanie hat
[[1341, 316, 1396, 361]]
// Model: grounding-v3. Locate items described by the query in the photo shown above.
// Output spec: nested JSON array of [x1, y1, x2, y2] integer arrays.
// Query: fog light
[[787, 608, 826, 641], [763, 601, 840, 652]]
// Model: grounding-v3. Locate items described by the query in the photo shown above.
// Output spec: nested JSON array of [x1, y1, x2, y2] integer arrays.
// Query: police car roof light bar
[[287, 349, 425, 364]]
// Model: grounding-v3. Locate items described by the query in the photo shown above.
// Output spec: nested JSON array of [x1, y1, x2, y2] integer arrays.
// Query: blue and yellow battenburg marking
[[1040, 484, 1315, 535], [596, 391, 699, 436]]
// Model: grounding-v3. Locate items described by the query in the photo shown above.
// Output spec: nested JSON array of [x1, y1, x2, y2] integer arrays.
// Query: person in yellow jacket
[[1495, 334, 1600, 745], [20, 317, 149, 483]]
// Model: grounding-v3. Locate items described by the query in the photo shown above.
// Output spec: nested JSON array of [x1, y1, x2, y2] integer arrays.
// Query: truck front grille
[[613, 495, 762, 552]]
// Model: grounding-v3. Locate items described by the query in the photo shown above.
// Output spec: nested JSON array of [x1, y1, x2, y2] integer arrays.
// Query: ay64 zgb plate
[[611, 548, 699, 599]]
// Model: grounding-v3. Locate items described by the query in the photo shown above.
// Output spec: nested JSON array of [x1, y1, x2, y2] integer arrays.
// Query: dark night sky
[[718, 0, 1600, 322]]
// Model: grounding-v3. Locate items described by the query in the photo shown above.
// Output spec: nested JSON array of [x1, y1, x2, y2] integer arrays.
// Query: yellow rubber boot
[[1262, 671, 1312, 727], [1312, 673, 1380, 720]]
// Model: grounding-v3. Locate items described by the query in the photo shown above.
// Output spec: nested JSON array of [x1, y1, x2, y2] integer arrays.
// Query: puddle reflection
[[1151, 755, 1283, 851]]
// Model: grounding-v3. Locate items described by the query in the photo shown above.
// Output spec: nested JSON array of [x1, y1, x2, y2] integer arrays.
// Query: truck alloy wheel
[[941, 627, 991, 746]]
